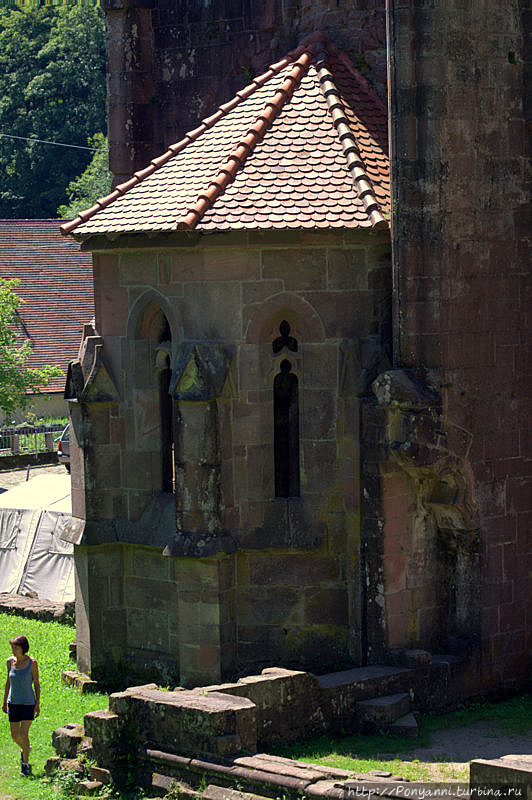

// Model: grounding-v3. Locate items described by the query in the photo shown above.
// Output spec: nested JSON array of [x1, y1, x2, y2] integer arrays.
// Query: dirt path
[[379, 720, 532, 781], [408, 720, 531, 763]]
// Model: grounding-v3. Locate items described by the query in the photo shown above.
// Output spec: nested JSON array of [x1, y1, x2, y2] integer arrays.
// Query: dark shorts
[[8, 703, 35, 723]]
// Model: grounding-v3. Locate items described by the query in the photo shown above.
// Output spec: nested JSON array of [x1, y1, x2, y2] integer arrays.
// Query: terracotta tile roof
[[0, 219, 94, 393], [62, 33, 389, 238]]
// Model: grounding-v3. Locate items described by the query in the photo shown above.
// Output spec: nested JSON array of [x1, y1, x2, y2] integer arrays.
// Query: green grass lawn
[[0, 612, 108, 800]]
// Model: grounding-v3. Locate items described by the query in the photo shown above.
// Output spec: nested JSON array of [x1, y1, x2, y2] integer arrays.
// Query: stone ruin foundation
[[49, 656, 493, 797]]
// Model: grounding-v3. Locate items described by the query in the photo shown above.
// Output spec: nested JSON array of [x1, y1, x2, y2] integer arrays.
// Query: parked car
[[57, 425, 70, 473]]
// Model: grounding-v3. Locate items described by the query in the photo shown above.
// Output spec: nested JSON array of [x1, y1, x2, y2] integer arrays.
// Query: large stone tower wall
[[388, 0, 531, 689]]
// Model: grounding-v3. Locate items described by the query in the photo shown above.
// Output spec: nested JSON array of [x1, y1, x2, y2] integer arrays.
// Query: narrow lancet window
[[274, 356, 300, 498], [160, 354, 174, 493]]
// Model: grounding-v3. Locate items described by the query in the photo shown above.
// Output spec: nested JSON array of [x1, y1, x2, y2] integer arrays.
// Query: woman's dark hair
[[10, 635, 29, 654]]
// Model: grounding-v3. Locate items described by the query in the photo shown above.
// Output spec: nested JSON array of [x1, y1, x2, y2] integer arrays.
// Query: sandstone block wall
[[388, 0, 531, 687]]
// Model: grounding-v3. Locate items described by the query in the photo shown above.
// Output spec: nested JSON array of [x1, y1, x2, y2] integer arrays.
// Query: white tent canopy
[[0, 475, 74, 602]]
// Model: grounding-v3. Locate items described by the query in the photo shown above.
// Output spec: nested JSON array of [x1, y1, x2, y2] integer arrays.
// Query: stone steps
[[388, 712, 419, 739], [357, 692, 411, 732], [317, 664, 418, 737], [317, 664, 414, 699]]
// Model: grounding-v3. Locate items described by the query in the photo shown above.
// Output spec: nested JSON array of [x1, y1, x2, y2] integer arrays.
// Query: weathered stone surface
[[202, 785, 272, 800], [77, 780, 103, 796], [387, 712, 419, 739], [207, 667, 322, 746], [62, 670, 99, 694], [318, 666, 413, 733], [371, 370, 437, 407], [470, 756, 532, 799], [388, 0, 530, 690], [109, 686, 257, 757], [151, 772, 178, 797], [44, 756, 61, 776], [83, 709, 120, 742], [88, 765, 112, 784], [306, 780, 347, 798], [51, 723, 84, 758], [233, 754, 328, 782]]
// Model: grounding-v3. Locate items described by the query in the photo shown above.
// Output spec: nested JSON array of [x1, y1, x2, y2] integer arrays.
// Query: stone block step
[[317, 665, 414, 705], [77, 780, 103, 796], [151, 772, 179, 797], [387, 711, 419, 739], [318, 664, 412, 689], [356, 693, 410, 726]]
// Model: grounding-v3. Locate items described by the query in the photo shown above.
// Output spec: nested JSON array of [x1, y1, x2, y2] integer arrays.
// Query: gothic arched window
[[273, 322, 300, 498]]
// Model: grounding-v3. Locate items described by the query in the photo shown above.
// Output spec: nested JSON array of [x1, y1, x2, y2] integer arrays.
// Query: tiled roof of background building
[[63, 33, 390, 238], [0, 219, 94, 393]]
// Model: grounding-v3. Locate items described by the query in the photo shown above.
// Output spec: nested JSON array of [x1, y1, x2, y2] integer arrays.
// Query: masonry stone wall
[[102, 0, 387, 182], [72, 229, 391, 685], [388, 0, 531, 687]]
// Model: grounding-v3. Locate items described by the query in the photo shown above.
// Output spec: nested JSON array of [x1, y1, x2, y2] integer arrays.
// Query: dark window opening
[[274, 358, 300, 498], [160, 354, 174, 493], [158, 317, 171, 344], [273, 319, 298, 353]]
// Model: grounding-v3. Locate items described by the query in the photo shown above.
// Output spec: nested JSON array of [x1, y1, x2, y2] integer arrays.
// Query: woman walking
[[2, 635, 40, 777]]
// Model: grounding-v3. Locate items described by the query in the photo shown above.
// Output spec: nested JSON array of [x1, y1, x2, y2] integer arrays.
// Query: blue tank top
[[8, 657, 36, 705]]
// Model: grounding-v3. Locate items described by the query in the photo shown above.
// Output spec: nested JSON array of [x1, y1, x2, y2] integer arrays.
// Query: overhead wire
[[0, 133, 98, 151]]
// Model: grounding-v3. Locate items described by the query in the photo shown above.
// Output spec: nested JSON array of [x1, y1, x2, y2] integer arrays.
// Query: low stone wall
[[85, 683, 257, 765], [470, 756, 532, 799], [203, 667, 323, 746], [0, 593, 75, 626], [0, 451, 59, 471]]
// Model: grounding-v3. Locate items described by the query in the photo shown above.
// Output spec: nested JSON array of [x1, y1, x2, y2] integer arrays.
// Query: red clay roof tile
[[63, 34, 389, 238], [0, 220, 94, 393]]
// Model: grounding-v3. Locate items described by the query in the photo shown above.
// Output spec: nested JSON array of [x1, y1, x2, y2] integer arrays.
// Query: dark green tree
[[0, 3, 106, 218]]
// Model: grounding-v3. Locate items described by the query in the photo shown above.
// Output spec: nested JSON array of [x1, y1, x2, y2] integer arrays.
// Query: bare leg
[[9, 721, 23, 750], [19, 719, 33, 764]]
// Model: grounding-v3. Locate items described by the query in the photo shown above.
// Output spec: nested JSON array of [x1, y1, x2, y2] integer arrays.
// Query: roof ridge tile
[[315, 55, 386, 228]]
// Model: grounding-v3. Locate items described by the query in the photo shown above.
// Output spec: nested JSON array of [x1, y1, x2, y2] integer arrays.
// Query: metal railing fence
[[0, 423, 66, 457]]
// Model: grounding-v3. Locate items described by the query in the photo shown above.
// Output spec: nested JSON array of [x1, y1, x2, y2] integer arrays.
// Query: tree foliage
[[0, 3, 106, 218], [58, 132, 112, 219], [0, 278, 63, 418]]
